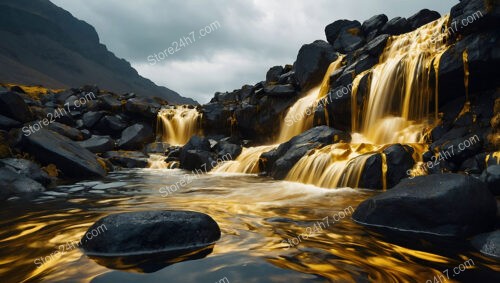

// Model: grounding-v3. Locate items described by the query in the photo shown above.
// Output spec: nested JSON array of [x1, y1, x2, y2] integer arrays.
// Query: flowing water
[[156, 106, 202, 146], [1, 169, 499, 283]]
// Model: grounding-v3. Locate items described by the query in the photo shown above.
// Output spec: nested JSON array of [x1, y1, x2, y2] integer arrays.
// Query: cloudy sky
[[51, 0, 457, 103]]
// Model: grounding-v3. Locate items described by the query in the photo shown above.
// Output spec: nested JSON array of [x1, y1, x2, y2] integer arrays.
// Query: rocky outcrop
[[294, 40, 338, 88], [471, 230, 500, 259], [0, 91, 34, 123], [0, 167, 45, 200], [353, 174, 497, 237]]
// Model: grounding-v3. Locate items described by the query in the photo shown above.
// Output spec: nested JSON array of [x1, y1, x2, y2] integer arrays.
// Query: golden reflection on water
[[0, 169, 498, 283]]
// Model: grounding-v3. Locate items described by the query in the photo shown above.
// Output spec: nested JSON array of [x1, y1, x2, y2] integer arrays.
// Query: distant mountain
[[0, 0, 197, 104]]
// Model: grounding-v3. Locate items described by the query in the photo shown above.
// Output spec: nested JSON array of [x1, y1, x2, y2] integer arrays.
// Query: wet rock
[[100, 94, 122, 110], [353, 174, 497, 237], [0, 114, 21, 130], [215, 140, 242, 159], [361, 14, 388, 41], [480, 165, 500, 196], [118, 123, 154, 150], [0, 167, 45, 200], [125, 97, 161, 118], [263, 84, 297, 97], [20, 128, 106, 178], [266, 66, 284, 84], [0, 91, 34, 123], [332, 24, 365, 53], [0, 158, 53, 186], [407, 9, 441, 30], [81, 210, 220, 256], [261, 126, 351, 179], [384, 144, 415, 189], [201, 103, 233, 136], [95, 115, 128, 133], [380, 17, 411, 35], [450, 0, 500, 37], [344, 54, 378, 76], [179, 136, 216, 171], [358, 153, 384, 189], [77, 135, 115, 153], [294, 40, 338, 88], [103, 151, 149, 168], [47, 122, 84, 141], [471, 230, 500, 259], [362, 34, 390, 57]]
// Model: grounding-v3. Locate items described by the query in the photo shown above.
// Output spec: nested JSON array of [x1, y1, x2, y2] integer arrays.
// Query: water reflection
[[0, 169, 498, 283]]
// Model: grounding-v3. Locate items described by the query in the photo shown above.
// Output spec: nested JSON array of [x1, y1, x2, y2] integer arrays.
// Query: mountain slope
[[0, 0, 197, 104]]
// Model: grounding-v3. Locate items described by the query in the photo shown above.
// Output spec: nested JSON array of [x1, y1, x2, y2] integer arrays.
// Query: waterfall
[[156, 105, 202, 146], [211, 145, 277, 174], [285, 16, 452, 189]]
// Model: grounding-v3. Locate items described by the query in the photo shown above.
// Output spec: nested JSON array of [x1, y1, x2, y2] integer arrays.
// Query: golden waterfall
[[286, 16, 451, 189], [277, 56, 345, 143], [156, 106, 202, 145], [212, 145, 277, 174]]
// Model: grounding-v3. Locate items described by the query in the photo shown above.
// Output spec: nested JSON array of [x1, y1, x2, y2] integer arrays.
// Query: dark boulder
[[361, 14, 388, 41], [82, 111, 104, 128], [294, 40, 338, 88], [0, 167, 45, 200], [77, 135, 115, 153], [325, 20, 361, 45], [380, 17, 411, 35], [100, 94, 122, 111], [450, 0, 500, 37], [215, 141, 242, 159], [47, 122, 84, 141], [438, 31, 500, 105], [125, 97, 161, 118], [81, 211, 220, 256], [102, 151, 149, 168], [266, 66, 284, 84], [0, 114, 21, 130], [480, 165, 500, 195], [362, 34, 390, 57], [118, 123, 154, 150], [471, 230, 500, 259], [144, 142, 170, 154], [407, 9, 441, 31], [0, 158, 53, 186], [383, 144, 415, 189], [179, 136, 216, 171], [20, 128, 106, 178], [353, 174, 497, 237], [261, 126, 350, 179], [0, 91, 34, 123], [201, 103, 233, 136], [95, 115, 128, 133], [332, 24, 365, 53]]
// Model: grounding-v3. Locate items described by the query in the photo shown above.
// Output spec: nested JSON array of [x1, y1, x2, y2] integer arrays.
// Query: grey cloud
[[51, 0, 457, 103]]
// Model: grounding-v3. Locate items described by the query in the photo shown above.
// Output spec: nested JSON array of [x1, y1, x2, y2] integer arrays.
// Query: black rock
[[363, 34, 390, 57], [384, 144, 415, 189], [450, 0, 500, 37], [261, 126, 351, 179], [179, 136, 216, 171], [215, 141, 242, 160], [480, 165, 500, 196], [0, 91, 34, 123], [294, 40, 338, 88], [263, 84, 297, 97], [118, 123, 154, 150], [0, 158, 53, 186], [353, 174, 497, 237], [125, 97, 161, 118], [0, 114, 21, 130], [407, 9, 441, 31], [144, 142, 170, 154], [471, 230, 500, 259], [361, 14, 388, 41], [103, 151, 149, 168], [380, 17, 411, 35], [0, 167, 45, 200], [266, 66, 284, 83], [325, 20, 361, 45], [77, 135, 115, 153], [95, 115, 128, 133], [331, 21, 365, 53], [20, 128, 106, 178], [47, 122, 84, 141], [100, 94, 122, 110], [82, 111, 104, 128], [81, 210, 220, 256]]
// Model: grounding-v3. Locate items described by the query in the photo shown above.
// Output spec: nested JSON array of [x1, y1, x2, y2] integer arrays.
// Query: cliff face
[[0, 0, 197, 104]]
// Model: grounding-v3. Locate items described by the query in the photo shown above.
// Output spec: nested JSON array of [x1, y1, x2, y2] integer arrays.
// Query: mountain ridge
[[0, 0, 197, 104]]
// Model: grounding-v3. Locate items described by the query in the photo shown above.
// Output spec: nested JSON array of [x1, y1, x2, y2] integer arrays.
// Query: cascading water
[[211, 145, 277, 174], [285, 16, 452, 189], [156, 105, 202, 146], [277, 56, 345, 143]]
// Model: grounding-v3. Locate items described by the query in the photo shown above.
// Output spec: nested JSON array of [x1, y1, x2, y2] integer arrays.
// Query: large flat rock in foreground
[[352, 174, 497, 238]]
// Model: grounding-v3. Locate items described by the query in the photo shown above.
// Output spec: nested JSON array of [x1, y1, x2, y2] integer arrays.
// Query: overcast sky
[[51, 0, 457, 103]]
